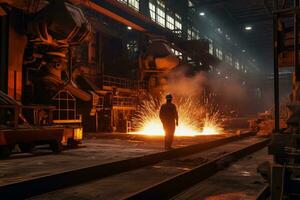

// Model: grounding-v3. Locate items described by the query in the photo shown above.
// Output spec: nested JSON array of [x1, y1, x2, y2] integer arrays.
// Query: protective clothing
[[159, 101, 178, 149]]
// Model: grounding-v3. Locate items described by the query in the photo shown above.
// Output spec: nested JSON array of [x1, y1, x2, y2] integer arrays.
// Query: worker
[[159, 94, 179, 150]]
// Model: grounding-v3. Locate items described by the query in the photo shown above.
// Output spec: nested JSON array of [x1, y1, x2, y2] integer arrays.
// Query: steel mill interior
[[0, 0, 299, 200]]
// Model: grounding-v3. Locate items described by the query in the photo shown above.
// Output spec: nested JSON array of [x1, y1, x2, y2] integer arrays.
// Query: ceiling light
[[127, 26, 132, 30], [245, 26, 252, 31], [242, 49, 246, 53], [199, 12, 205, 16]]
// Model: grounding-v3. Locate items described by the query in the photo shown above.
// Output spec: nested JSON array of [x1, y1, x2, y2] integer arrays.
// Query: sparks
[[130, 96, 223, 136]]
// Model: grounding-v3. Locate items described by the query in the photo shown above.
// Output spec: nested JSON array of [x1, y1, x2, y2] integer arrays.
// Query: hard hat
[[166, 94, 173, 100]]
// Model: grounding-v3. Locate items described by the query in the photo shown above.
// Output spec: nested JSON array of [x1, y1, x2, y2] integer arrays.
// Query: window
[[235, 60, 240, 70], [148, 1, 182, 35], [157, 6, 165, 26], [149, 1, 156, 20], [216, 48, 223, 60], [149, 0, 166, 27], [174, 13, 182, 31], [208, 39, 214, 55], [118, 0, 139, 11], [171, 48, 182, 60], [188, 27, 200, 40], [165, 12, 182, 35], [52, 90, 76, 120], [187, 28, 192, 40], [225, 54, 233, 66], [127, 40, 138, 53], [166, 14, 175, 30]]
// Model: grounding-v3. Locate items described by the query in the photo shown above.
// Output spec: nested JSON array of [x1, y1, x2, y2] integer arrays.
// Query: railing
[[103, 75, 146, 90], [112, 96, 137, 108]]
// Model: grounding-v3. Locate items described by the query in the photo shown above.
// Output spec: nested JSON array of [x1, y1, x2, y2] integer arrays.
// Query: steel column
[[0, 7, 8, 93], [295, 0, 300, 81], [273, 0, 280, 132]]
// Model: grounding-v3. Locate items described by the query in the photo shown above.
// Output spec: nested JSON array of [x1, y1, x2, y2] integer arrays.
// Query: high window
[[216, 48, 223, 60], [188, 27, 200, 40], [149, 0, 166, 27], [117, 0, 139, 11], [172, 48, 183, 60], [225, 54, 233, 66], [174, 13, 182, 31], [208, 38, 214, 55], [166, 14, 175, 30], [166, 12, 182, 33], [235, 60, 240, 70]]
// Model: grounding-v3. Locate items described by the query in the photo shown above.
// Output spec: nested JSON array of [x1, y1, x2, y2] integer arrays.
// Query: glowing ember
[[131, 96, 222, 136]]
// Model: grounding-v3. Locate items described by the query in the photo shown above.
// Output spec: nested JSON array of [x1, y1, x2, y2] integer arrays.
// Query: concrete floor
[[29, 137, 267, 200], [173, 148, 272, 200], [0, 134, 225, 186]]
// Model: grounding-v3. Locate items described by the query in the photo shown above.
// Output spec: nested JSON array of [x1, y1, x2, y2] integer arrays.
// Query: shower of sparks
[[130, 95, 223, 136]]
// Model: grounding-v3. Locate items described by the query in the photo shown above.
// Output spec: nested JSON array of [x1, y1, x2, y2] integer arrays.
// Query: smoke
[[165, 64, 251, 116], [167, 66, 208, 97]]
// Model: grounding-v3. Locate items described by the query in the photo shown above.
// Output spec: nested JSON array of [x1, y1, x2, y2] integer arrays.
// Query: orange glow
[[79, 1, 146, 32], [130, 96, 223, 137], [130, 118, 222, 137]]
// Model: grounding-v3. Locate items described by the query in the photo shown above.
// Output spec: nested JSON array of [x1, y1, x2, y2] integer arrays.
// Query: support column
[[273, 0, 280, 132], [7, 9, 27, 101], [0, 6, 8, 93]]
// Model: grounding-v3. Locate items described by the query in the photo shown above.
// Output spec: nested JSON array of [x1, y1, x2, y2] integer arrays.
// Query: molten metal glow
[[131, 96, 222, 136]]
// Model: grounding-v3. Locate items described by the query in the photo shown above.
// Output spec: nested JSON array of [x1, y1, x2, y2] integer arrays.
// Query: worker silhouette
[[159, 94, 179, 150]]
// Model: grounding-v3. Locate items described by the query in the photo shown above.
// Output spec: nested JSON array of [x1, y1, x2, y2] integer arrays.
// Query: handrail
[[103, 75, 146, 89]]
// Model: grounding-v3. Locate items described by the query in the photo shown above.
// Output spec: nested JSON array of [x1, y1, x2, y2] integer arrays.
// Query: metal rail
[[103, 75, 146, 89], [256, 185, 270, 200], [123, 138, 270, 200], [0, 132, 255, 199]]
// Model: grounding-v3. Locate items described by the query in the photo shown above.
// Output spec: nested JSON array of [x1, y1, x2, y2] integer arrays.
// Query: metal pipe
[[273, 0, 280, 132]]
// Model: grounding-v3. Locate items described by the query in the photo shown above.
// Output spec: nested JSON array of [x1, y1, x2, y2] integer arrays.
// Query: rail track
[[0, 132, 258, 199], [123, 138, 270, 200], [256, 185, 270, 200]]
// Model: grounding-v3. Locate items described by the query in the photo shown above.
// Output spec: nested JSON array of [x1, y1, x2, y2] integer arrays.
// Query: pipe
[[273, 0, 280, 132]]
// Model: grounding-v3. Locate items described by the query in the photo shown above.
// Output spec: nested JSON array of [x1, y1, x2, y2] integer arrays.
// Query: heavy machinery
[[0, 0, 92, 157], [0, 91, 64, 158], [258, 1, 300, 199]]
